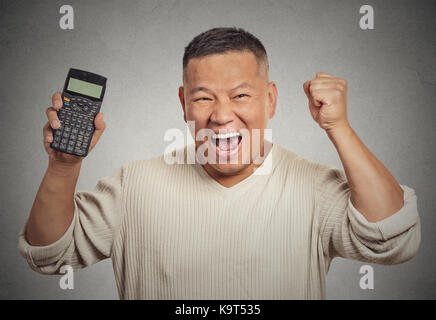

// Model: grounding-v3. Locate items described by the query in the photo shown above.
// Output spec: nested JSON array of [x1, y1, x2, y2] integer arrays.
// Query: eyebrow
[[189, 82, 253, 95]]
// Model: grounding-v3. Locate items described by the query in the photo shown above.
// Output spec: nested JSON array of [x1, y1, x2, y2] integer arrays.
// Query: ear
[[267, 81, 278, 119], [178, 86, 186, 123]]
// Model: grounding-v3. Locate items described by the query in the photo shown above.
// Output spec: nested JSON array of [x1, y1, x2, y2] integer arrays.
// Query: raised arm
[[304, 73, 420, 264], [304, 72, 403, 222], [26, 92, 106, 246]]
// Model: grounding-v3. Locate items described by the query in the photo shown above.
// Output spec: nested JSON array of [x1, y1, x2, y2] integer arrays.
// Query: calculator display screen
[[67, 78, 103, 99]]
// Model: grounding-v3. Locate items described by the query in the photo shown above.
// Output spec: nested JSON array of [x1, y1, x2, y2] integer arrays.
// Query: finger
[[45, 106, 61, 129], [303, 81, 311, 99], [312, 77, 346, 86], [43, 121, 52, 142], [310, 78, 338, 86], [51, 92, 63, 110], [94, 112, 106, 131], [42, 121, 55, 154], [310, 88, 337, 106], [304, 81, 322, 108], [89, 113, 106, 150], [316, 72, 334, 78], [307, 82, 322, 107], [309, 79, 344, 91]]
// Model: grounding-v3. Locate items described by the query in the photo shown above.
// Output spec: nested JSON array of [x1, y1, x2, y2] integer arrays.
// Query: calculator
[[50, 68, 107, 157]]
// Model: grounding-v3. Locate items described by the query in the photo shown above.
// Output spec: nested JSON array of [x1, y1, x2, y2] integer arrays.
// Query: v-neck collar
[[191, 142, 278, 196]]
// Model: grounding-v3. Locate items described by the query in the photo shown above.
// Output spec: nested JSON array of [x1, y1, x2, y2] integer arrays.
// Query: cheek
[[237, 99, 269, 128], [186, 105, 210, 135], [186, 104, 209, 121]]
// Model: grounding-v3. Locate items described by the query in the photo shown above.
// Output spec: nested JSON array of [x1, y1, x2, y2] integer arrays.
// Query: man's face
[[179, 50, 277, 176]]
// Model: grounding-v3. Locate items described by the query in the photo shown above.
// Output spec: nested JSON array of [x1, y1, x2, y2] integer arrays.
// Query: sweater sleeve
[[315, 163, 421, 264], [17, 164, 127, 274]]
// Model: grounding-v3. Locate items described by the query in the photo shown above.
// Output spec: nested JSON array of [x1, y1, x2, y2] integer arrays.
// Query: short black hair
[[183, 27, 268, 76]]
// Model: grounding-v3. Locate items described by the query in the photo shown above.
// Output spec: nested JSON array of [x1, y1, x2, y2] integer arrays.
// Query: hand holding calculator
[[44, 68, 107, 160]]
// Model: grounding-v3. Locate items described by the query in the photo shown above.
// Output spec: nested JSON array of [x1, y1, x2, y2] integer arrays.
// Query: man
[[18, 27, 420, 299]]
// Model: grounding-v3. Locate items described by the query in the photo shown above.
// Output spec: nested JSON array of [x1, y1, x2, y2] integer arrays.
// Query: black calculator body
[[50, 68, 107, 157]]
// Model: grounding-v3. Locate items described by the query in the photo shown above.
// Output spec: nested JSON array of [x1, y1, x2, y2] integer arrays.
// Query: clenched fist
[[303, 72, 350, 132]]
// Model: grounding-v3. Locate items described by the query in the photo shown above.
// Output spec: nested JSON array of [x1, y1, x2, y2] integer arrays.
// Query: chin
[[209, 162, 251, 176]]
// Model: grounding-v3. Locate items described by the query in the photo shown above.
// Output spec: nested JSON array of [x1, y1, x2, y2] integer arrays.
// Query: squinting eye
[[195, 97, 212, 102], [235, 94, 248, 99]]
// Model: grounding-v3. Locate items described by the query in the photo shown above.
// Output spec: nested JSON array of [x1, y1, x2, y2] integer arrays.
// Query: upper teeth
[[212, 132, 241, 139]]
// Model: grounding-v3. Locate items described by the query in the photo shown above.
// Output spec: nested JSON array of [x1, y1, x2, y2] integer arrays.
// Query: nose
[[210, 98, 235, 125]]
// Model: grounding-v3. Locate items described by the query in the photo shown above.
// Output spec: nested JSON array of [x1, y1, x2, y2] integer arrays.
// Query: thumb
[[303, 81, 321, 107], [303, 81, 311, 99], [303, 81, 318, 106], [303, 81, 320, 121]]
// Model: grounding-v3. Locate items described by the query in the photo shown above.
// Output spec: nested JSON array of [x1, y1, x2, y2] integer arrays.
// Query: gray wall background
[[0, 0, 435, 299]]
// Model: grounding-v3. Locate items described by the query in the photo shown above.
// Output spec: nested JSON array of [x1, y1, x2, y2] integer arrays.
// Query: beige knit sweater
[[18, 143, 421, 299]]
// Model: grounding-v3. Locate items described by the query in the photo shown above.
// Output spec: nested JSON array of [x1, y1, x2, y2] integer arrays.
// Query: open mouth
[[210, 131, 243, 158]]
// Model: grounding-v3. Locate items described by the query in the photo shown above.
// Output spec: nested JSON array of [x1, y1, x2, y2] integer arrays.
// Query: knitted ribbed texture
[[18, 143, 420, 299]]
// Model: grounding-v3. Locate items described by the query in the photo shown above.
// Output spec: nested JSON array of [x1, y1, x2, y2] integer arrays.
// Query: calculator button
[[72, 128, 78, 134], [61, 138, 68, 144], [54, 130, 62, 136], [54, 135, 61, 142], [60, 143, 67, 150], [52, 142, 59, 148], [67, 146, 74, 153], [77, 135, 83, 141]]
